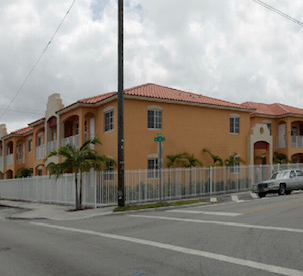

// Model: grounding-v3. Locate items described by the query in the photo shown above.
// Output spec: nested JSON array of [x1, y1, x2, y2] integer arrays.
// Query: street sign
[[154, 133, 165, 142], [154, 137, 165, 142]]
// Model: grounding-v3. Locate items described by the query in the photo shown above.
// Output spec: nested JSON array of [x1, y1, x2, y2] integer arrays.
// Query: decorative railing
[[47, 141, 56, 153], [36, 145, 46, 160], [291, 135, 303, 148], [6, 154, 13, 166], [62, 134, 79, 148]]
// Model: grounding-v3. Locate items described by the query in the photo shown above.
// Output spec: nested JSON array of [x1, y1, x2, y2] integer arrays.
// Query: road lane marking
[[166, 210, 241, 217], [129, 214, 303, 233], [31, 221, 303, 276], [250, 192, 259, 199], [242, 200, 303, 215], [231, 195, 245, 203]]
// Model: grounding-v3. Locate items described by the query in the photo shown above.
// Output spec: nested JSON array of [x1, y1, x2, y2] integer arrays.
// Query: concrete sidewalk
[[0, 200, 115, 221]]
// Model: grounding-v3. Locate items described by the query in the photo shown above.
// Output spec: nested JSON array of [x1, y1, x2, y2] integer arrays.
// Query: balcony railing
[[36, 145, 46, 160], [47, 140, 56, 153], [6, 154, 13, 166], [276, 136, 286, 149], [0, 156, 3, 168], [62, 134, 79, 148], [291, 135, 303, 148]]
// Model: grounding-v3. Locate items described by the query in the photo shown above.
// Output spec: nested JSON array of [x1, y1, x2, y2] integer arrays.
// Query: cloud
[[1, 0, 303, 133]]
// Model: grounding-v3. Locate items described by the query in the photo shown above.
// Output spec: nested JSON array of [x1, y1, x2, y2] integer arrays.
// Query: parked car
[[252, 169, 303, 198]]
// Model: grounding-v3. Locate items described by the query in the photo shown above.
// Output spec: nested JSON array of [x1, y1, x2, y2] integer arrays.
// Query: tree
[[44, 138, 110, 210], [273, 152, 291, 164], [166, 153, 185, 168], [202, 148, 223, 166], [224, 152, 245, 167], [15, 167, 33, 178], [179, 152, 202, 168]]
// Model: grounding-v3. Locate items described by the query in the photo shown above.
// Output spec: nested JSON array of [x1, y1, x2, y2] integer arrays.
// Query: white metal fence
[[0, 163, 302, 207]]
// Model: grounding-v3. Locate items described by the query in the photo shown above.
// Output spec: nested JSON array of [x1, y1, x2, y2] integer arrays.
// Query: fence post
[[209, 166, 212, 196], [94, 170, 97, 209]]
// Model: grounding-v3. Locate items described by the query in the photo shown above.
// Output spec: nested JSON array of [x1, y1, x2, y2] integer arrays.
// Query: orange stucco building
[[1, 83, 303, 179]]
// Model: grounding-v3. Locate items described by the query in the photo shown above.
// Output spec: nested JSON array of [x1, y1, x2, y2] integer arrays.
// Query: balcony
[[62, 134, 79, 148], [0, 156, 3, 168], [291, 135, 303, 148], [6, 154, 13, 166], [36, 145, 46, 160], [47, 140, 56, 153]]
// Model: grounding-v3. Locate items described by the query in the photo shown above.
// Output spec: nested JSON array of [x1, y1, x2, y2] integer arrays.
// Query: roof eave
[[124, 95, 254, 113]]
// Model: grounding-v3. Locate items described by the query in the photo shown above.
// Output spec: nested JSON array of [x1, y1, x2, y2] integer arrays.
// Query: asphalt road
[[1, 192, 303, 276]]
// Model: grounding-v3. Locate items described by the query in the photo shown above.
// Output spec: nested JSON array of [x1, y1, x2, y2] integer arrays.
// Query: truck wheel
[[278, 184, 286, 195], [258, 192, 266, 198]]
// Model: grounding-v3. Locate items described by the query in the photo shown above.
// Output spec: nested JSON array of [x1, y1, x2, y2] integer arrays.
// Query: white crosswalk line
[[231, 195, 245, 203], [166, 209, 241, 217]]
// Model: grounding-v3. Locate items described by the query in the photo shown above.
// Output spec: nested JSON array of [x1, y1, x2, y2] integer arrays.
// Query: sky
[[1, 0, 303, 133]]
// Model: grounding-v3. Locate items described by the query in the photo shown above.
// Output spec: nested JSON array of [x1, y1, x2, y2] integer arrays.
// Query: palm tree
[[179, 152, 202, 168], [273, 152, 291, 164], [224, 152, 245, 167], [15, 167, 33, 178], [166, 153, 184, 168], [202, 148, 223, 166], [44, 137, 110, 210]]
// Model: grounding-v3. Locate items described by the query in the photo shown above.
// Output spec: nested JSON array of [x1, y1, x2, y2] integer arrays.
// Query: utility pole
[[117, 0, 125, 207]]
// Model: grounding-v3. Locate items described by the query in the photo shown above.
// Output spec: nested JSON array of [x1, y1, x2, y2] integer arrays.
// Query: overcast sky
[[1, 0, 303, 133]]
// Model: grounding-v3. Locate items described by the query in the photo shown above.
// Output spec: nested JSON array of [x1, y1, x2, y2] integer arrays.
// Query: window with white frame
[[230, 114, 239, 134], [147, 158, 159, 178], [231, 155, 240, 173], [105, 110, 114, 132], [105, 160, 114, 181], [28, 138, 32, 152], [148, 106, 162, 129], [262, 120, 272, 135], [38, 135, 43, 146]]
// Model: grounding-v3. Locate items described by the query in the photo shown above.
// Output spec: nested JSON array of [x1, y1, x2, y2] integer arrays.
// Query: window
[[52, 131, 56, 141], [28, 139, 32, 152], [148, 105, 162, 129], [37, 168, 43, 176], [148, 158, 159, 178], [230, 115, 239, 134], [105, 160, 114, 181], [266, 123, 272, 135], [105, 110, 114, 132], [38, 135, 43, 146], [75, 122, 79, 135], [231, 155, 240, 173]]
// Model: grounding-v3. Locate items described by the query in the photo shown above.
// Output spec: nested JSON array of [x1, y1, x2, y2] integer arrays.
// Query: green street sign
[[154, 136, 165, 142]]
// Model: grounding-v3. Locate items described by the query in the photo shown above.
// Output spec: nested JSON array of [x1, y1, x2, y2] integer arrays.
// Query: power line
[[252, 0, 303, 27], [0, 105, 44, 115], [0, 0, 76, 121]]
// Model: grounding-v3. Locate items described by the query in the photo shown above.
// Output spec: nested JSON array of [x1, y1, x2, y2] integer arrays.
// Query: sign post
[[154, 133, 165, 205]]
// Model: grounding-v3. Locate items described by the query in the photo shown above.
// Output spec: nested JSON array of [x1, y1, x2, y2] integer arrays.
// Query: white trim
[[103, 105, 114, 113], [148, 105, 162, 111]]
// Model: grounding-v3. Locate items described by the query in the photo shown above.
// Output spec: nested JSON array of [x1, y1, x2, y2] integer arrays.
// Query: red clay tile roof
[[2, 126, 34, 139], [78, 91, 117, 104], [76, 83, 251, 110], [243, 102, 303, 116]]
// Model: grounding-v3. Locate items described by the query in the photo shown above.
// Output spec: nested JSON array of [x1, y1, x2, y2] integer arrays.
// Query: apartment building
[[1, 83, 303, 179]]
